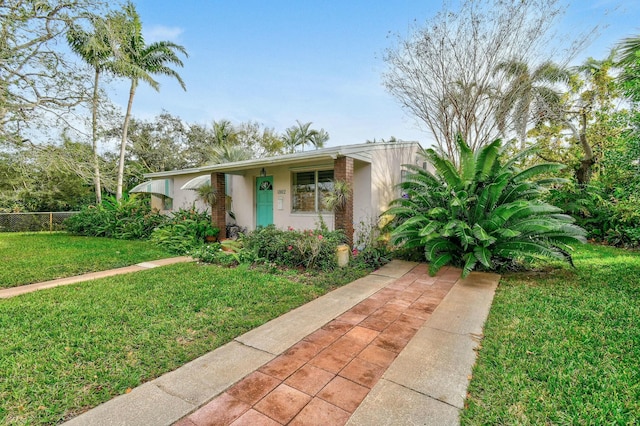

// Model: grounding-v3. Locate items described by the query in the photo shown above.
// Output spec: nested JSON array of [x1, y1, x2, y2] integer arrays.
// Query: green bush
[[351, 218, 391, 269], [192, 243, 244, 266], [387, 136, 587, 277], [242, 225, 346, 270], [65, 195, 166, 239], [546, 184, 640, 248], [149, 208, 218, 255]]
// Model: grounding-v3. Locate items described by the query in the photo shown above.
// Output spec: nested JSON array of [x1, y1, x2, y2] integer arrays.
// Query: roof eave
[[144, 141, 422, 179]]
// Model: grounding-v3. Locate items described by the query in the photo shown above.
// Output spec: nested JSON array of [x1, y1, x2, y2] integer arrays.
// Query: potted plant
[[204, 225, 220, 242], [194, 217, 219, 242]]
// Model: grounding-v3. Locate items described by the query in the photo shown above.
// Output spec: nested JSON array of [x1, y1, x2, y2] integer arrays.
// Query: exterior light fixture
[[260, 167, 266, 177]]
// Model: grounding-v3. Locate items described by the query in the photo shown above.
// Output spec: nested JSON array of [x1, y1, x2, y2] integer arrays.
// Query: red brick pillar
[[334, 156, 354, 246], [211, 172, 226, 239]]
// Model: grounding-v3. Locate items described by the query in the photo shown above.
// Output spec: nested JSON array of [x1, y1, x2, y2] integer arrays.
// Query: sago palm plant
[[387, 136, 586, 277]]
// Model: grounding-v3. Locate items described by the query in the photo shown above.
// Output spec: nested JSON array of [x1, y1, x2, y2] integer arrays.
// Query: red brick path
[[174, 264, 461, 426]]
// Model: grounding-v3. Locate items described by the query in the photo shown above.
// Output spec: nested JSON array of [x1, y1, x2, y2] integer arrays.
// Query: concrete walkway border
[[61, 260, 499, 426], [347, 271, 499, 425], [0, 256, 193, 299]]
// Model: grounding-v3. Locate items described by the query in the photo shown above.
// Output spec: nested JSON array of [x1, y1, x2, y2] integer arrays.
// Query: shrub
[[351, 218, 391, 269], [150, 208, 217, 255], [242, 225, 346, 270], [546, 184, 640, 248], [65, 195, 166, 239], [387, 136, 587, 277]]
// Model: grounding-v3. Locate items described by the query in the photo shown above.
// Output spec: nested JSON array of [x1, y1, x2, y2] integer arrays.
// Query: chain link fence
[[0, 212, 79, 232]]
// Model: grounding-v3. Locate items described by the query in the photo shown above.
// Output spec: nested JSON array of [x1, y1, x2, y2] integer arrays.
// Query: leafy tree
[[236, 121, 284, 158], [383, 0, 590, 162], [529, 55, 619, 184], [495, 60, 570, 149], [184, 119, 284, 166], [209, 144, 252, 163], [387, 136, 586, 277], [0, 137, 96, 211], [127, 112, 189, 173], [0, 0, 102, 146], [112, 3, 187, 200], [564, 55, 618, 184]]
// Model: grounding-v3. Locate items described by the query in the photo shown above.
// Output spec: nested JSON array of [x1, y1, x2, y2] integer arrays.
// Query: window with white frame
[[292, 170, 334, 212]]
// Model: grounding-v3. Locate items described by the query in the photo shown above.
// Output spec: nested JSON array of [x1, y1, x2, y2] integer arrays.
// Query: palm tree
[[113, 3, 187, 200], [282, 127, 301, 154], [495, 60, 570, 149], [67, 14, 116, 204], [210, 144, 252, 164], [212, 119, 237, 146], [293, 120, 315, 152], [308, 128, 329, 150], [282, 120, 323, 153], [616, 34, 640, 81]]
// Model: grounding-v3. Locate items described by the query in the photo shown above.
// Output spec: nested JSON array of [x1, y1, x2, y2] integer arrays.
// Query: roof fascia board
[[144, 141, 422, 179]]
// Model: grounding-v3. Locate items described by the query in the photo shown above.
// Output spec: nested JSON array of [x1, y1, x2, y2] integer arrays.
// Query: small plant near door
[[194, 183, 217, 207], [202, 223, 220, 242], [323, 179, 351, 211]]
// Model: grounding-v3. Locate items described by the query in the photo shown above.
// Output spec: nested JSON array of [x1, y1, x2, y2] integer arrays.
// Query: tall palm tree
[[282, 127, 301, 154], [308, 128, 329, 150], [495, 60, 570, 149], [210, 144, 252, 163], [282, 120, 323, 153], [211, 119, 238, 146], [113, 3, 187, 200], [294, 120, 317, 152], [67, 14, 116, 204]]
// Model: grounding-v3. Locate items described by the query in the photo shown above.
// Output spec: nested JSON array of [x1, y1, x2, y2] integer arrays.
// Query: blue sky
[[108, 0, 640, 149]]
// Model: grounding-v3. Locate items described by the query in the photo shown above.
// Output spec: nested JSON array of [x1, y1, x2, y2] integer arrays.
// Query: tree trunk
[[116, 79, 137, 201], [92, 68, 102, 204], [576, 110, 594, 185]]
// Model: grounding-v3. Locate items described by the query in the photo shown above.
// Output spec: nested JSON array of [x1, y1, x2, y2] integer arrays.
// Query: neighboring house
[[131, 141, 425, 245]]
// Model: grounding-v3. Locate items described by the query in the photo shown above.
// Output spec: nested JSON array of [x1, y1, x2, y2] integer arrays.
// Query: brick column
[[334, 156, 354, 246], [211, 172, 226, 239]]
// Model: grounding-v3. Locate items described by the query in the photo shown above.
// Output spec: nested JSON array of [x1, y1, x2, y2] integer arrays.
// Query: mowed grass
[[0, 232, 172, 288], [0, 262, 338, 425], [462, 244, 640, 425]]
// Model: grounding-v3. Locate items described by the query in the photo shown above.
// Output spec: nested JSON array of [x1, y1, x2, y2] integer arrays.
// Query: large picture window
[[292, 170, 334, 212]]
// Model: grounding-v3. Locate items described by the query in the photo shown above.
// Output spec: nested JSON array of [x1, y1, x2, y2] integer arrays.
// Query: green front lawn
[[0, 233, 172, 288], [0, 262, 366, 425], [462, 244, 640, 424]]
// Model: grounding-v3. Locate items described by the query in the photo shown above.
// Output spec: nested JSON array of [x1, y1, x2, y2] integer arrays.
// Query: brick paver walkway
[[173, 264, 461, 426]]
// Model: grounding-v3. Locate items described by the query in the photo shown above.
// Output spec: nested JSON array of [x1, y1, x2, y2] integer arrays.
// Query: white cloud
[[144, 25, 184, 42]]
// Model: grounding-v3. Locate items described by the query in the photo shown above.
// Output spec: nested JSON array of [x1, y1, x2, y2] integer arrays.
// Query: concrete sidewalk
[[62, 260, 499, 426], [347, 271, 499, 425], [0, 256, 193, 299]]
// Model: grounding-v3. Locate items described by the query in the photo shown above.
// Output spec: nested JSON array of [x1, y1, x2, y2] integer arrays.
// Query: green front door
[[256, 176, 273, 227]]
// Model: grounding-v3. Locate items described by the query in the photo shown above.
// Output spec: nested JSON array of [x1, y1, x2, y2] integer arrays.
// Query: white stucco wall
[[352, 160, 373, 227], [150, 143, 423, 236], [371, 144, 421, 214], [171, 174, 209, 212], [230, 164, 334, 232]]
